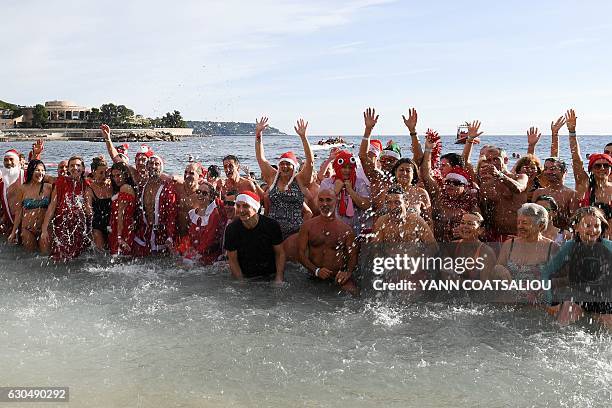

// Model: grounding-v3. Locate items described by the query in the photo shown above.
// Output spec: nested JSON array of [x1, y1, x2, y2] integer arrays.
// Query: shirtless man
[[220, 155, 257, 196], [532, 157, 577, 230], [133, 155, 177, 256], [297, 189, 359, 295], [175, 163, 204, 238], [478, 147, 528, 241], [371, 185, 436, 244], [0, 149, 25, 235]]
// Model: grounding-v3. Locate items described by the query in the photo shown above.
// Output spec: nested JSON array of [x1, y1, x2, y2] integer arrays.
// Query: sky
[[2, 0, 612, 135]]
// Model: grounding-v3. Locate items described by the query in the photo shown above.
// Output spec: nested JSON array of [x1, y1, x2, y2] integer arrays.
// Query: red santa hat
[[587, 153, 612, 172], [136, 144, 154, 158], [235, 191, 261, 212], [116, 143, 129, 154], [148, 154, 164, 171], [444, 166, 471, 185], [4, 149, 20, 161], [368, 139, 383, 158], [270, 151, 299, 190]]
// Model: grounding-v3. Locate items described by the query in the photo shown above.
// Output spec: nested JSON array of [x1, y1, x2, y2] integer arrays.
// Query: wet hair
[[440, 153, 465, 168], [199, 180, 217, 198], [465, 211, 484, 225], [207, 165, 220, 178], [390, 158, 419, 185], [67, 156, 85, 180], [534, 195, 559, 212], [91, 156, 107, 172], [222, 155, 239, 164], [225, 190, 239, 198], [386, 184, 405, 195], [544, 157, 567, 173], [25, 159, 46, 184], [110, 162, 135, 193], [517, 203, 549, 230], [593, 202, 612, 220], [571, 207, 609, 242], [514, 154, 542, 175], [605, 142, 612, 149]]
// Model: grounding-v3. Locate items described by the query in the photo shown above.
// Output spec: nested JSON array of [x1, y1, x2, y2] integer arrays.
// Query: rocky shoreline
[[0, 128, 191, 142]]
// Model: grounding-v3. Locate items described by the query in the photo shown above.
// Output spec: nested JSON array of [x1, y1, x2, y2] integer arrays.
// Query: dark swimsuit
[[91, 187, 112, 233]]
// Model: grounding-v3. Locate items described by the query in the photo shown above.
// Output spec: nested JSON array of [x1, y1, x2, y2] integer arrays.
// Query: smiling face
[[394, 163, 414, 185], [68, 158, 84, 179], [57, 160, 68, 177], [147, 157, 162, 178], [32, 163, 46, 183], [443, 178, 466, 198], [518, 162, 539, 179], [184, 163, 201, 185], [135, 154, 148, 173], [92, 164, 108, 183], [385, 192, 405, 219], [543, 160, 565, 184], [236, 201, 257, 222], [575, 214, 603, 243], [223, 159, 238, 178], [318, 189, 337, 217], [457, 213, 482, 240], [379, 156, 397, 173], [111, 168, 125, 187], [516, 214, 542, 238], [591, 159, 611, 180], [223, 192, 236, 219]]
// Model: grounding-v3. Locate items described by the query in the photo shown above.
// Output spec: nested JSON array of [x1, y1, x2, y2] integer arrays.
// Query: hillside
[[186, 121, 286, 136]]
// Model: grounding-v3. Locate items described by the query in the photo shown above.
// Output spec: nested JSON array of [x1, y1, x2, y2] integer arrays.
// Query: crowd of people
[[0, 108, 610, 326]]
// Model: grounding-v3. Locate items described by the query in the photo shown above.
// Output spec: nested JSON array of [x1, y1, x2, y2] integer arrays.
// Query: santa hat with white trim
[[368, 139, 383, 158], [444, 166, 471, 185], [235, 191, 261, 212], [4, 149, 20, 161], [270, 151, 299, 190], [136, 144, 154, 158]]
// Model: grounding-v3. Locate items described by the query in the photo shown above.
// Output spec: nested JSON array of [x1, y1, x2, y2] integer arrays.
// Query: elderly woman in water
[[484, 203, 559, 303], [542, 207, 612, 328]]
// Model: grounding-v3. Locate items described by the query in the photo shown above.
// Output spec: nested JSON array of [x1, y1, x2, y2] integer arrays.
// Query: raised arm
[[565, 109, 589, 195], [420, 130, 441, 198], [402, 108, 422, 165], [317, 148, 338, 183], [101, 124, 121, 163], [254, 117, 277, 185], [461, 120, 483, 167], [358, 108, 380, 180], [295, 119, 314, 186], [30, 139, 44, 161], [526, 126, 541, 156], [550, 115, 566, 158]]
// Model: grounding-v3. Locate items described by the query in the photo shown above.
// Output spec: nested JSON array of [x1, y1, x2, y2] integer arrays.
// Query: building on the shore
[[0, 109, 24, 130], [44, 100, 91, 128]]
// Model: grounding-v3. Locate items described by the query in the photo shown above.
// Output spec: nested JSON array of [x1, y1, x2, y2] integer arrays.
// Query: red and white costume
[[133, 180, 177, 256], [50, 176, 90, 261], [177, 199, 224, 265], [0, 149, 24, 232], [109, 191, 137, 255]]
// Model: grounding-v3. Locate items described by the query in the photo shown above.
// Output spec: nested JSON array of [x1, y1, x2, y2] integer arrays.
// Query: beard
[[1, 166, 21, 187], [320, 206, 334, 217]]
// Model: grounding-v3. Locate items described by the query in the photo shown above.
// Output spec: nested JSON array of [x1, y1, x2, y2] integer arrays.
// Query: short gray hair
[[517, 203, 549, 229]]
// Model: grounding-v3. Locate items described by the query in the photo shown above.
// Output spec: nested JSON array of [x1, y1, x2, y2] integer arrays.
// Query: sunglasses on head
[[444, 179, 465, 187], [223, 200, 235, 207]]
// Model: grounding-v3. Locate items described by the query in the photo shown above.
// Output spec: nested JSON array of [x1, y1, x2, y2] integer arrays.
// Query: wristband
[[568, 131, 577, 137], [315, 267, 320, 277], [362, 136, 370, 141], [424, 147, 432, 153], [409, 132, 417, 137]]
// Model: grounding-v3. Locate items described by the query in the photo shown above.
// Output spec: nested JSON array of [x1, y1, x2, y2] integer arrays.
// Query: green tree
[[158, 110, 186, 128], [31, 104, 48, 128], [88, 107, 101, 126]]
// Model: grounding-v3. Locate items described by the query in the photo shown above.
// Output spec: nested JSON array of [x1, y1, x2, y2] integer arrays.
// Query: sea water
[[0, 135, 611, 407]]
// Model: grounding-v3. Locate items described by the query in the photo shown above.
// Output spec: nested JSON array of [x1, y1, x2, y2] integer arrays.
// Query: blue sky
[[3, 0, 612, 135]]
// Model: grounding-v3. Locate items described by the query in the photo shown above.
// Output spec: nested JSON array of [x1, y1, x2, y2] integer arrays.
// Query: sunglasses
[[444, 180, 465, 187], [195, 190, 210, 196], [223, 200, 235, 207], [592, 163, 611, 170]]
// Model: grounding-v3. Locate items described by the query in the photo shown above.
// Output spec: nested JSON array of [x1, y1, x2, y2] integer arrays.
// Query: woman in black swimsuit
[[85, 157, 112, 250]]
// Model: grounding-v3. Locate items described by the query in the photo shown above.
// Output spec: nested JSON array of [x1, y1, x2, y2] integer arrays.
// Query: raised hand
[[329, 147, 340, 160], [402, 108, 418, 133], [255, 117, 269, 138], [363, 108, 379, 130], [527, 126, 541, 146], [424, 129, 439, 150], [467, 120, 483, 140], [31, 139, 44, 157], [100, 124, 111, 139], [550, 116, 566, 135], [564, 109, 576, 133], [294, 118, 308, 138]]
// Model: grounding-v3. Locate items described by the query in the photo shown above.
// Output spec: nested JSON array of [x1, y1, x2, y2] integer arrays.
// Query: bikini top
[[22, 196, 50, 210]]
